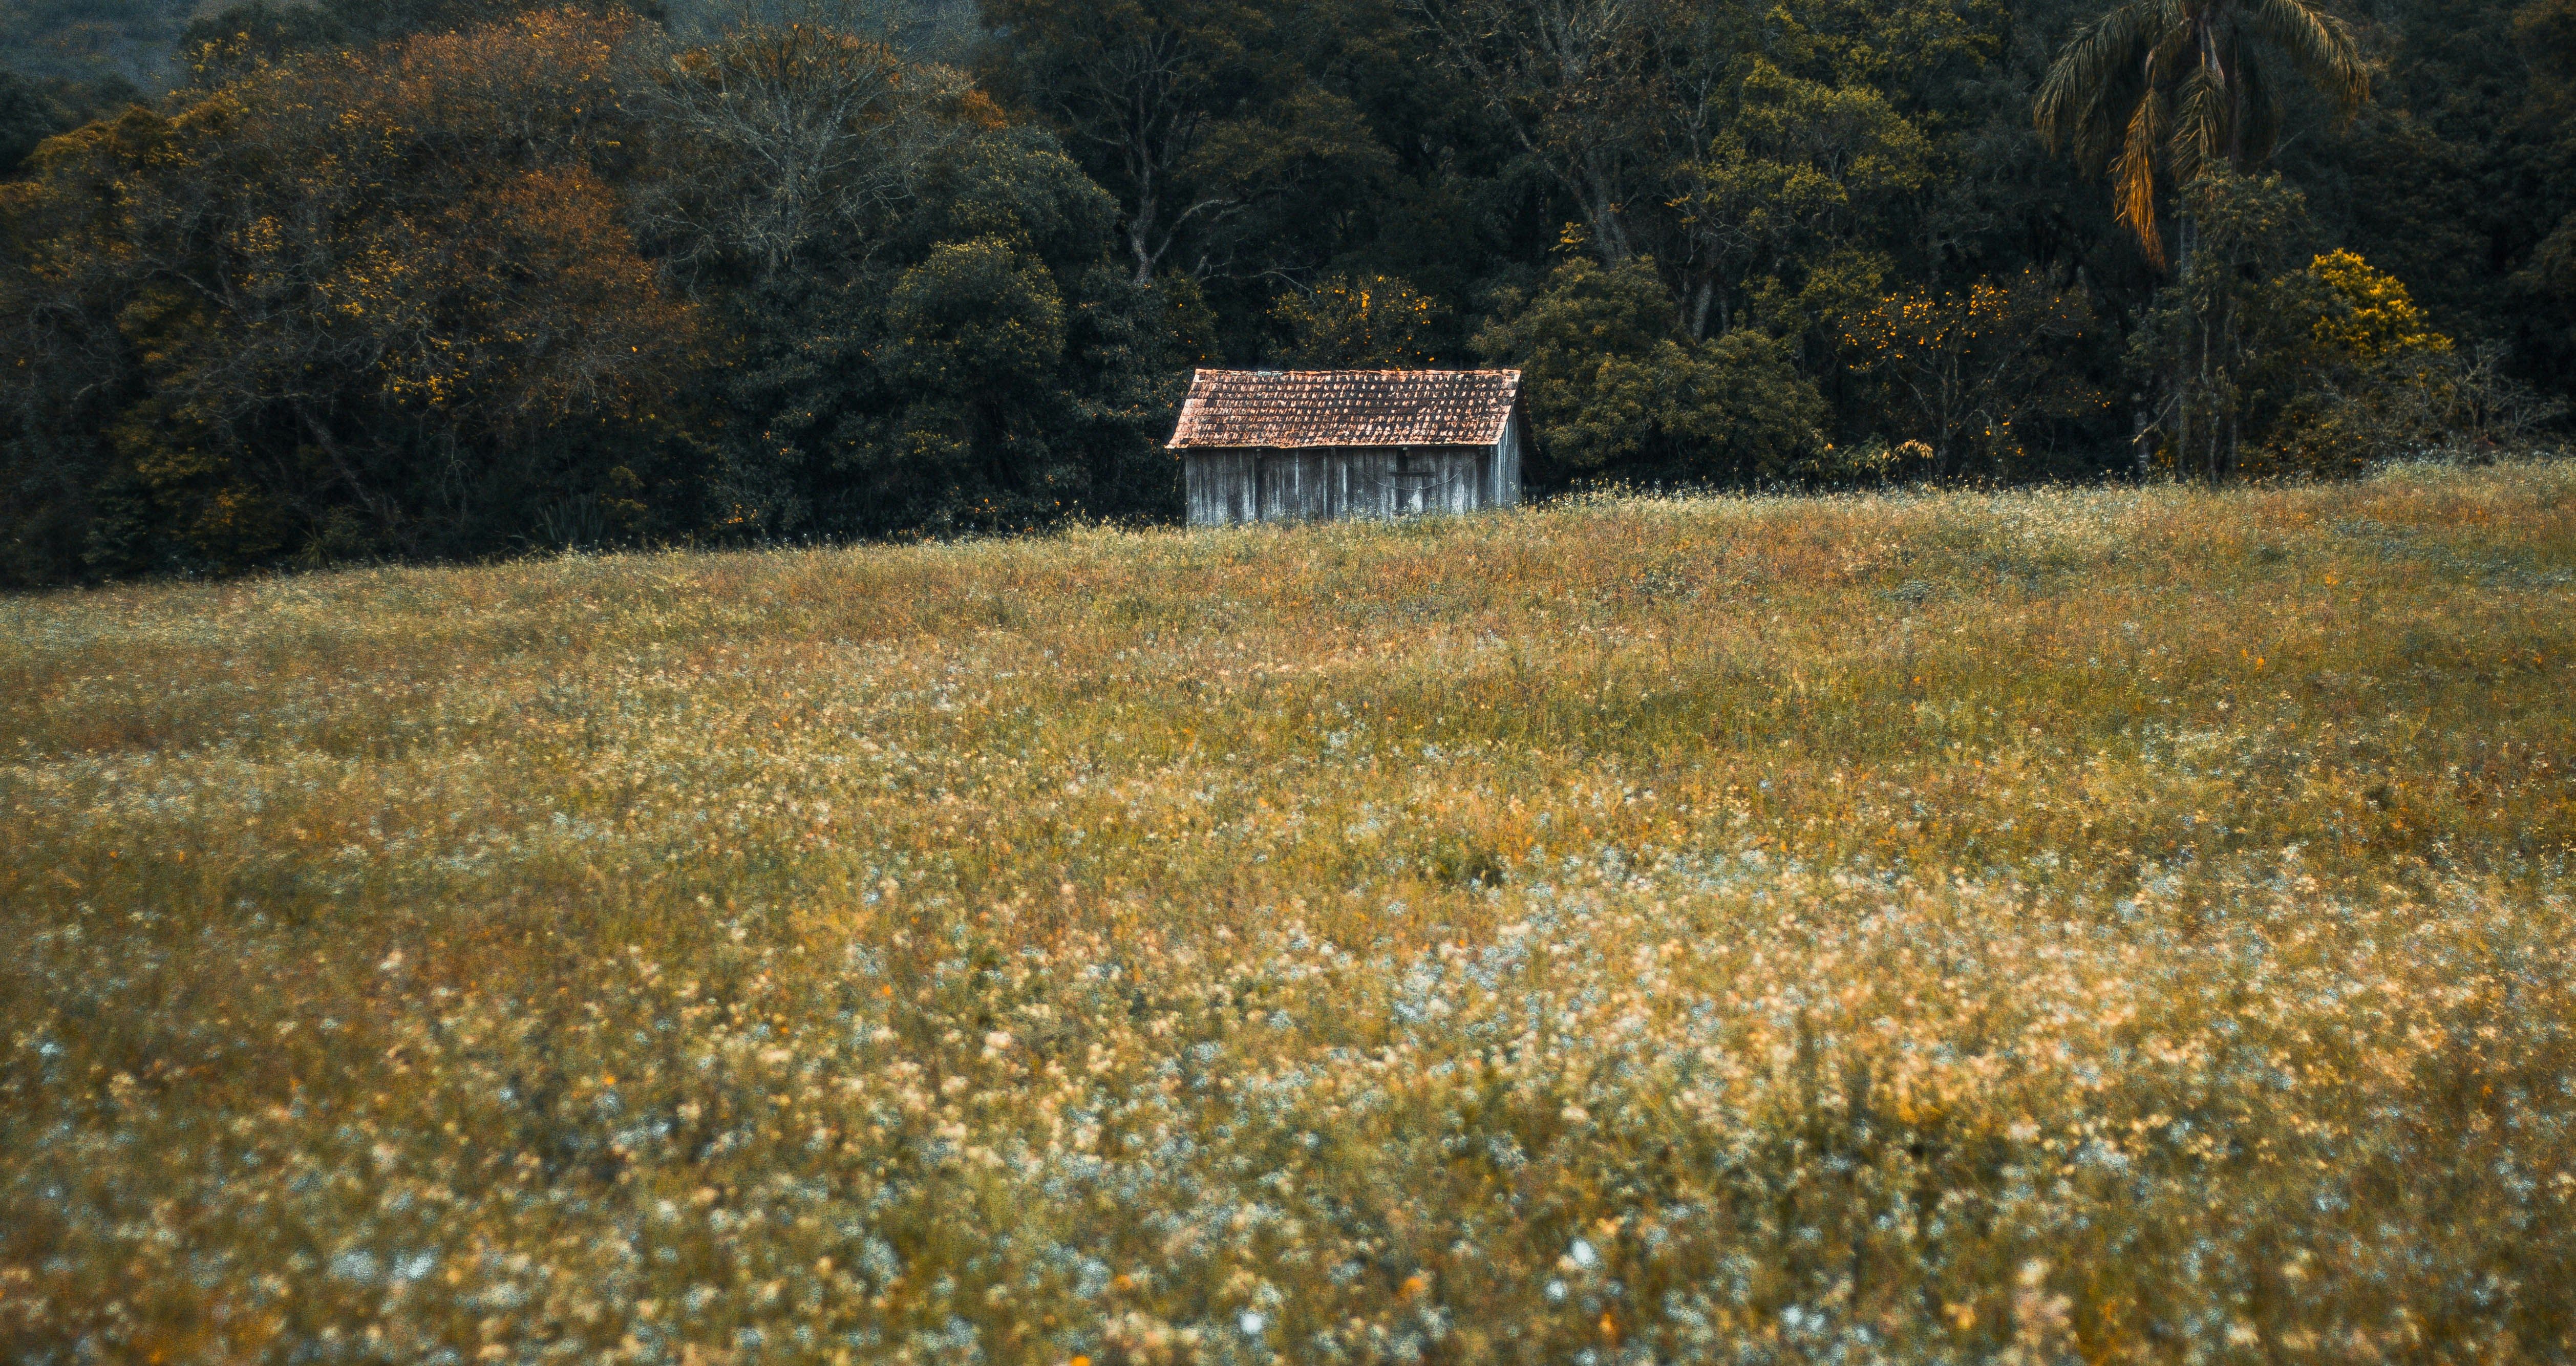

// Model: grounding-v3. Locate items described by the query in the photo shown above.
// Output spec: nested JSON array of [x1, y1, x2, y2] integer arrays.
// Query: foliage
[[1685, 58, 1934, 343], [1476, 255, 1824, 481], [2034, 0, 2368, 266], [2249, 252, 2570, 472], [4, 0, 2575, 581], [867, 236, 1078, 519], [0, 8, 1217, 583], [179, 0, 630, 77], [0, 70, 77, 176], [1411, 0, 1967, 345], [2125, 167, 2314, 479], [644, 32, 1200, 541], [2240, 249, 2450, 475], [1273, 273, 1447, 367], [2125, 202, 2565, 479], [1841, 267, 2104, 477], [636, 19, 996, 281], [6, 463, 2576, 1360], [2303, 247, 2452, 360], [974, 0, 1396, 287], [1, 10, 702, 581]]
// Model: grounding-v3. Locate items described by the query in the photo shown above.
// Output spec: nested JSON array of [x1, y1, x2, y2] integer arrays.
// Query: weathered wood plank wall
[[1184, 419, 1524, 528]]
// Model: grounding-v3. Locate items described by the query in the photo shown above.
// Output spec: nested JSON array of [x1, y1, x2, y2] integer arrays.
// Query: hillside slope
[[6, 463, 2575, 1360]]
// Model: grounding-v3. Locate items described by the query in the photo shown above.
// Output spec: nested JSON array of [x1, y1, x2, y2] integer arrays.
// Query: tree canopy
[[0, 0, 2568, 584]]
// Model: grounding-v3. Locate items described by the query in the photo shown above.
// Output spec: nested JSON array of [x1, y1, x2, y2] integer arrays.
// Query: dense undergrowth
[[5, 461, 2575, 1363]]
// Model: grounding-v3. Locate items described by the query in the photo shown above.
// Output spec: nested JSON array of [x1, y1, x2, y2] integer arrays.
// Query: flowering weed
[[4, 462, 2574, 1362]]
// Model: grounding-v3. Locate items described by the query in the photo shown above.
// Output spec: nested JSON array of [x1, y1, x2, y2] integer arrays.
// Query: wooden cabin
[[1168, 369, 1528, 527]]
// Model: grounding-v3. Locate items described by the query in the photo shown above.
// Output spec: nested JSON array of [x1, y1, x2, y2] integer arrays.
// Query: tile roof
[[1167, 369, 1523, 450]]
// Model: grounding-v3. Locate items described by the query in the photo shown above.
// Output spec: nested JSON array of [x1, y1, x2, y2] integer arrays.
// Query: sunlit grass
[[5, 459, 2574, 1363]]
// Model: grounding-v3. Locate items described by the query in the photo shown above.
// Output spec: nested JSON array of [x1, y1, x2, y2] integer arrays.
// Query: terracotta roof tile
[[1167, 369, 1523, 450]]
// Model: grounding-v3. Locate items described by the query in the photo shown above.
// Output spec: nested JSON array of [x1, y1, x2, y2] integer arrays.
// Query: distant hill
[[0, 0, 201, 91], [0, 0, 983, 95]]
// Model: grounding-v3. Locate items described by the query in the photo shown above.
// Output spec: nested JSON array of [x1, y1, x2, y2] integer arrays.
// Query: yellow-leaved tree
[[2245, 249, 2456, 475]]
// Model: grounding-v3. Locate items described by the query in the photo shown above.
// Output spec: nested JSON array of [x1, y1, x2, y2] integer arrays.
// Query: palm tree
[[2035, 0, 2368, 268]]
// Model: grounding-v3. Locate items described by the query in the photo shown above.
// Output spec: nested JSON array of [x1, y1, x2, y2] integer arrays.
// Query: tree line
[[3, 0, 2571, 585]]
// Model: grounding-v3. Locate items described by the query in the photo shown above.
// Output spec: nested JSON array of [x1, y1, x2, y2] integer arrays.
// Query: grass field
[[6, 460, 2575, 1364]]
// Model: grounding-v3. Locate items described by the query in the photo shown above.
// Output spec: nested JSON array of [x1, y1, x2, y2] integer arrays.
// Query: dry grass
[[5, 460, 2574, 1364]]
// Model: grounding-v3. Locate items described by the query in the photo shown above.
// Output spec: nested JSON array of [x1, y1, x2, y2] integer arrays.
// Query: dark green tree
[[646, 15, 1202, 536], [0, 70, 76, 176], [2123, 166, 2310, 477], [1476, 255, 1825, 484]]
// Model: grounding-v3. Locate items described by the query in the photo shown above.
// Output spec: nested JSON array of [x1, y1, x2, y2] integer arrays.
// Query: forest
[[2, 0, 2571, 586]]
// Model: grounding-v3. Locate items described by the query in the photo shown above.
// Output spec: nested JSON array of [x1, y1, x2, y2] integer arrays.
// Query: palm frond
[[2068, 71, 2143, 167], [2114, 90, 2168, 267], [2170, 66, 2231, 186], [2238, 0, 2369, 117], [2035, 0, 2170, 158], [2141, 18, 2194, 91]]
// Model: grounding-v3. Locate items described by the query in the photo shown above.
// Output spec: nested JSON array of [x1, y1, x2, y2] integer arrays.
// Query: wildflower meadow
[[5, 460, 2574, 1364]]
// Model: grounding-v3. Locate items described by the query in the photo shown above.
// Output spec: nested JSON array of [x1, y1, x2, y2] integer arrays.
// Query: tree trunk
[[1127, 167, 1162, 285], [2177, 333, 2193, 484]]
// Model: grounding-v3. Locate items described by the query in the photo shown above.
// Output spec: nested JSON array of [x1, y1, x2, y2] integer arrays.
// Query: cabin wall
[[1185, 443, 1521, 527], [1184, 450, 1262, 527], [1495, 414, 1525, 509]]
